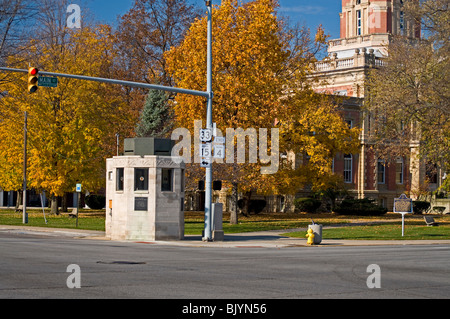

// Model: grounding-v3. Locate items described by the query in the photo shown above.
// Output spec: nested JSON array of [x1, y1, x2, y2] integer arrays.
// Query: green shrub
[[334, 198, 387, 216], [294, 198, 322, 213], [412, 201, 431, 214], [85, 195, 106, 210]]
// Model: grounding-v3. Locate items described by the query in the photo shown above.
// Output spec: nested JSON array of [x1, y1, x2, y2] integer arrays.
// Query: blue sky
[[83, 0, 342, 39]]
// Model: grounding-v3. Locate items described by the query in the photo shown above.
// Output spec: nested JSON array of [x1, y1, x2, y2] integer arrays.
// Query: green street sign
[[38, 76, 58, 88]]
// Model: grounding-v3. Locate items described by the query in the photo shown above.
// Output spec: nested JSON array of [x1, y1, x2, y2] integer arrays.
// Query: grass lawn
[[0, 210, 351, 234], [1, 209, 449, 240], [0, 209, 105, 231], [283, 215, 450, 240]]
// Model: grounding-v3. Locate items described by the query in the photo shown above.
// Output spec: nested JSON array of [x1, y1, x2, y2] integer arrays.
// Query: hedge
[[334, 198, 387, 216], [294, 198, 321, 213], [85, 195, 106, 210]]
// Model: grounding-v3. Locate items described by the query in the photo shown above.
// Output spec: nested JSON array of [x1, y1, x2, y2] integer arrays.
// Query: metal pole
[[76, 192, 80, 228], [0, 67, 209, 98], [116, 133, 120, 156], [401, 213, 405, 237], [23, 111, 28, 224], [203, 0, 213, 241]]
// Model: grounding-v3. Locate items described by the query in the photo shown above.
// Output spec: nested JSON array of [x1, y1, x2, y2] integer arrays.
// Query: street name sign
[[38, 76, 58, 88]]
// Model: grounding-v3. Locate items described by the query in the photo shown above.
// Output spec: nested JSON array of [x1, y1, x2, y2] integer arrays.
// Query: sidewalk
[[2, 225, 450, 248]]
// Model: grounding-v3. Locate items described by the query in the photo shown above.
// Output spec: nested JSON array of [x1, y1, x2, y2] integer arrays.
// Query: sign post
[[76, 183, 82, 228], [393, 194, 413, 236]]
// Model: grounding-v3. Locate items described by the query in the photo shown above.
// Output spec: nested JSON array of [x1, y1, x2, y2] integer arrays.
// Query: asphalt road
[[0, 231, 449, 301]]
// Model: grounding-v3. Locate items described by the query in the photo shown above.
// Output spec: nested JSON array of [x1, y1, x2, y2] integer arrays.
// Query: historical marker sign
[[394, 194, 412, 214], [394, 194, 412, 236]]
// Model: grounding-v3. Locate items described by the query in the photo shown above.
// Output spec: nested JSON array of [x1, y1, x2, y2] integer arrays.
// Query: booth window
[[116, 168, 124, 191], [135, 168, 149, 191], [161, 169, 173, 192]]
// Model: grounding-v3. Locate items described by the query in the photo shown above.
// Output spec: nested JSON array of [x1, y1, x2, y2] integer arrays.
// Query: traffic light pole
[[0, 67, 210, 99]]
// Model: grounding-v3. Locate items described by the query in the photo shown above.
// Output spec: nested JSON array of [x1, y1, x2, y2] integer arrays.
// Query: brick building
[[311, 0, 439, 210]]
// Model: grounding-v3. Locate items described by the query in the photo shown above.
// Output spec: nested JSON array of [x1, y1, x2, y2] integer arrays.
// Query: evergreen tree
[[135, 89, 173, 138]]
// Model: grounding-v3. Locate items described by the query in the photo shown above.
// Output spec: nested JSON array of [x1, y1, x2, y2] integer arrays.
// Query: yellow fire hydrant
[[306, 228, 315, 245]]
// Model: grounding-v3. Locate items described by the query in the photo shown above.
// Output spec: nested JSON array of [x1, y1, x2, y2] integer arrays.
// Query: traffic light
[[28, 67, 39, 93]]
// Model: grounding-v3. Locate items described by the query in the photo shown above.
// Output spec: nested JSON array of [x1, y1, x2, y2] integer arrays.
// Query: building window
[[396, 158, 404, 184], [116, 168, 124, 191], [135, 168, 149, 191], [400, 11, 405, 33], [344, 154, 353, 183], [346, 119, 353, 129], [377, 159, 385, 184], [334, 90, 348, 96], [161, 169, 173, 192], [356, 10, 362, 35], [356, 0, 361, 4], [426, 162, 438, 184]]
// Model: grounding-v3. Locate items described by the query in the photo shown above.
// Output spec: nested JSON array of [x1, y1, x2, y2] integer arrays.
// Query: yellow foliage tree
[[165, 0, 359, 219], [0, 25, 135, 211]]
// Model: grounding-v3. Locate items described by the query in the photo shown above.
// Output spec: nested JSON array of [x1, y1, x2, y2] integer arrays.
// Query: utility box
[[105, 155, 185, 241], [124, 137, 175, 156], [212, 203, 224, 241]]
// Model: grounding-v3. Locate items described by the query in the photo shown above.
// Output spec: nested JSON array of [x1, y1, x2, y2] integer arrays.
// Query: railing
[[328, 34, 392, 49], [314, 49, 385, 72], [336, 58, 354, 68]]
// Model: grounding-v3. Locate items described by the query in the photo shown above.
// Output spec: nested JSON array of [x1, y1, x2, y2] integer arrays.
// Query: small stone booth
[[105, 138, 185, 241]]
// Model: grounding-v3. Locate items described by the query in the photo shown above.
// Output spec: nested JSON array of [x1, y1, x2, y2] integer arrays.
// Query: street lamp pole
[[203, 0, 213, 241]]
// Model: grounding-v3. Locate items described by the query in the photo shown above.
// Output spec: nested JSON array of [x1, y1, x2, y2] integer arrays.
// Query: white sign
[[213, 145, 225, 159], [214, 136, 225, 144], [200, 157, 211, 168], [200, 129, 212, 142], [201, 143, 212, 158], [76, 183, 82, 193]]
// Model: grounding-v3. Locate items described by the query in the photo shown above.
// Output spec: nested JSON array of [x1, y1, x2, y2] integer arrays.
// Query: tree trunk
[[61, 193, 68, 212], [243, 190, 252, 216], [15, 191, 22, 211], [50, 195, 59, 215], [230, 182, 239, 225]]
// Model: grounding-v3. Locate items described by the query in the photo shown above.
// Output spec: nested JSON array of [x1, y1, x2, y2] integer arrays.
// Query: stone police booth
[[105, 138, 185, 241]]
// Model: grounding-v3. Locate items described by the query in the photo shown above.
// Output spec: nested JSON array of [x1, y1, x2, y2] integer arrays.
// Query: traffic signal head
[[28, 67, 39, 93]]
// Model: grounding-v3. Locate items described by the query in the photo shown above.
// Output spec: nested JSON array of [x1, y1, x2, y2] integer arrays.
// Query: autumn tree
[[166, 0, 357, 221], [366, 1, 449, 185], [115, 0, 200, 86], [0, 4, 134, 213]]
